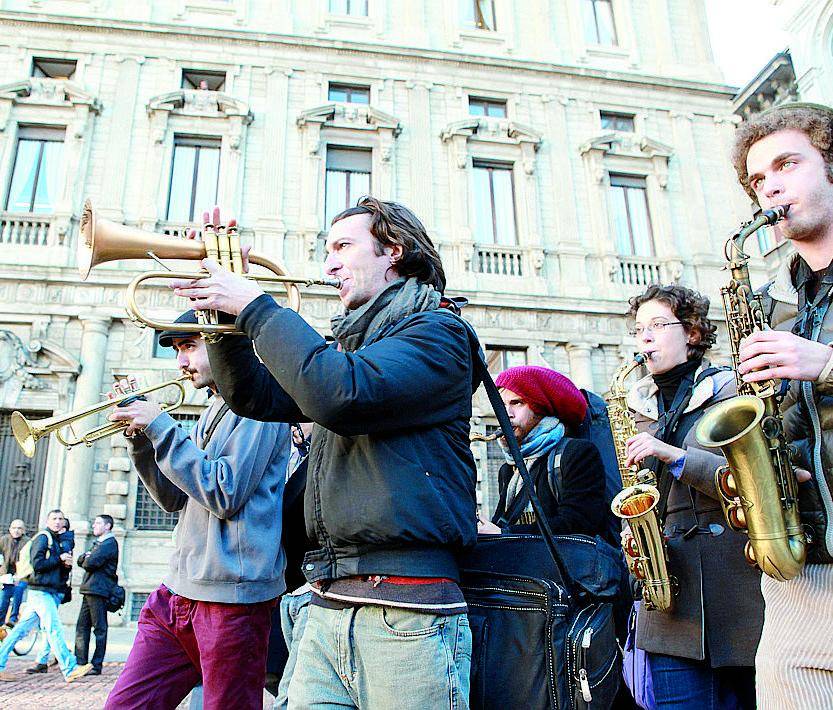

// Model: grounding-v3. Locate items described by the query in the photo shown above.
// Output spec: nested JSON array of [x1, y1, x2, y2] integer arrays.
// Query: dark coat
[[765, 253, 833, 563], [27, 530, 65, 595], [208, 296, 481, 584], [628, 366, 764, 667], [492, 438, 607, 538], [78, 535, 119, 598], [0, 534, 29, 577]]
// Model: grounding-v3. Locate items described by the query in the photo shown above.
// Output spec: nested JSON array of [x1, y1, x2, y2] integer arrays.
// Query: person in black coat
[[73, 515, 118, 675], [480, 366, 606, 538]]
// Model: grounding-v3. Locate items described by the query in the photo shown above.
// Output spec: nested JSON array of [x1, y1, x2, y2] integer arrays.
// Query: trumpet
[[11, 375, 191, 458], [78, 200, 341, 336]]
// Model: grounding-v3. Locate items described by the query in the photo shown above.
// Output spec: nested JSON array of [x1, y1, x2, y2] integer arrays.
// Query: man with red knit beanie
[[478, 366, 607, 537]]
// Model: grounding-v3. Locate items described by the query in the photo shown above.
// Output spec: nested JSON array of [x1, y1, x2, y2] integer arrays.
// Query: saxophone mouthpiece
[[763, 204, 790, 224]]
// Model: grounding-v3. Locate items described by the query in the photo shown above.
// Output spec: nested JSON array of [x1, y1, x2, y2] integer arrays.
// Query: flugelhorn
[[11, 374, 191, 458], [78, 200, 341, 336]]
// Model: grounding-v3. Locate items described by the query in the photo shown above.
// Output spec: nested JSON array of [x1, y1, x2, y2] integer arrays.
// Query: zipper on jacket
[[801, 381, 833, 557], [801, 307, 833, 558]]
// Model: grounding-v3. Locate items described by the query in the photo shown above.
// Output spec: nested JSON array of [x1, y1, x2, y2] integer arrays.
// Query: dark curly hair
[[331, 196, 446, 293], [627, 284, 717, 360], [732, 103, 833, 202]]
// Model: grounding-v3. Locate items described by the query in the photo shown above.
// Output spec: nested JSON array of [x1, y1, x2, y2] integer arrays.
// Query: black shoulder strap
[[202, 402, 231, 449], [653, 366, 724, 519], [546, 437, 569, 505], [474, 348, 574, 596]]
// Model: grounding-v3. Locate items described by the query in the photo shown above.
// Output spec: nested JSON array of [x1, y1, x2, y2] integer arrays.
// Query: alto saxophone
[[695, 205, 807, 582], [608, 354, 676, 612]]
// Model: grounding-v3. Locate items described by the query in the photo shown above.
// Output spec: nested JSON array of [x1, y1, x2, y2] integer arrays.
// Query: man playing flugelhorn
[[172, 198, 479, 710], [104, 311, 291, 710], [730, 103, 833, 708]]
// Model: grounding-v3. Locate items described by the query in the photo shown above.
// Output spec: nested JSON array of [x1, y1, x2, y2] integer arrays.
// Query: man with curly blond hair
[[731, 103, 833, 708]]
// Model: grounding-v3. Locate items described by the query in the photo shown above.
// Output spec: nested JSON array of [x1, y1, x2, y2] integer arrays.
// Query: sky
[[704, 0, 794, 88]]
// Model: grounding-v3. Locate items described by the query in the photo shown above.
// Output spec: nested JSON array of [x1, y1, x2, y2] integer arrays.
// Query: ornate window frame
[[440, 116, 543, 286], [0, 77, 101, 258], [579, 130, 681, 292], [138, 88, 253, 232], [295, 102, 401, 257]]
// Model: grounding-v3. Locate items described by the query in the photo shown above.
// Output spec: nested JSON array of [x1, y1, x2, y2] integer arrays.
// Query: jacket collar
[[769, 252, 800, 306], [98, 532, 114, 543], [626, 362, 717, 422]]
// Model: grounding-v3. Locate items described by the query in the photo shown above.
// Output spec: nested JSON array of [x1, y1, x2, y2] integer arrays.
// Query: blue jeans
[[0, 590, 77, 678], [287, 604, 471, 709], [0, 582, 27, 624], [274, 591, 312, 710], [649, 653, 756, 710]]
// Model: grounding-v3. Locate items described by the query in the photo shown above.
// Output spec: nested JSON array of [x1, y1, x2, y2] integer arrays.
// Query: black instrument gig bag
[[462, 354, 622, 710]]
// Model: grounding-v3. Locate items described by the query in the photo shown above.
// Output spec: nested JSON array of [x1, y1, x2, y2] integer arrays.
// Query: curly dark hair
[[627, 284, 717, 360], [732, 103, 833, 202], [331, 196, 446, 293]]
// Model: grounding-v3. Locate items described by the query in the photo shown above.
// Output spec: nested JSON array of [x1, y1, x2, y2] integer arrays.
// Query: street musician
[[623, 284, 762, 709], [730, 102, 833, 708], [171, 198, 479, 710], [104, 311, 290, 710]]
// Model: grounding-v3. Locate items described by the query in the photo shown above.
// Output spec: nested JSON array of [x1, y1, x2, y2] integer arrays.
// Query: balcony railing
[[0, 214, 53, 246], [612, 255, 663, 287], [473, 245, 523, 277]]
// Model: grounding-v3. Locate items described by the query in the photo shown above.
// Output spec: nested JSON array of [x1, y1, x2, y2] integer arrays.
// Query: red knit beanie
[[495, 366, 587, 429]]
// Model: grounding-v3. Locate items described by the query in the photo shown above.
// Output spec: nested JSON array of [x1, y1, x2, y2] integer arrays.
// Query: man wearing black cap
[[104, 311, 291, 710], [731, 103, 833, 707]]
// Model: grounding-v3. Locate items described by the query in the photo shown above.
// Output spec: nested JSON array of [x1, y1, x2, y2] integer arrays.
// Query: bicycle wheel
[[13, 626, 39, 656]]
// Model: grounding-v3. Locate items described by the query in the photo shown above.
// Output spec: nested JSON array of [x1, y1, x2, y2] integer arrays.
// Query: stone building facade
[[0, 0, 752, 623]]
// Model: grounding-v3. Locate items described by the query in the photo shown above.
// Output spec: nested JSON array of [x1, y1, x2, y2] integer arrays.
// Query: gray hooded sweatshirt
[[128, 395, 289, 603]]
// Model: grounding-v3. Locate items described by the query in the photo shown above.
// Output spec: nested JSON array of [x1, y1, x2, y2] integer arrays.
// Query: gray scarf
[[330, 277, 442, 352]]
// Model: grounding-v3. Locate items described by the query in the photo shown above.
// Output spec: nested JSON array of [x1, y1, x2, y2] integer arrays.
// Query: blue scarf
[[503, 416, 565, 463]]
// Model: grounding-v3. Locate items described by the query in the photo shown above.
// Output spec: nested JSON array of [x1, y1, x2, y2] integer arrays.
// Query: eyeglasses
[[628, 320, 684, 337]]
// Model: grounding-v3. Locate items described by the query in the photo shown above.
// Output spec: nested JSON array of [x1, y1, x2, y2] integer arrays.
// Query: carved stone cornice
[[296, 103, 402, 136], [440, 117, 542, 147], [440, 117, 542, 172], [579, 132, 673, 188], [0, 78, 102, 133], [146, 89, 253, 122], [0, 78, 102, 112], [146, 89, 253, 148]]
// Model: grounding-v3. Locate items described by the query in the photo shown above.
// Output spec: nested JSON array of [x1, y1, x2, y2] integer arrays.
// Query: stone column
[[566, 342, 595, 391], [59, 316, 111, 532]]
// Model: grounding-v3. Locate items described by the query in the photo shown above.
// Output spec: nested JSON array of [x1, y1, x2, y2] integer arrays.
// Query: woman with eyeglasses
[[622, 284, 763, 710]]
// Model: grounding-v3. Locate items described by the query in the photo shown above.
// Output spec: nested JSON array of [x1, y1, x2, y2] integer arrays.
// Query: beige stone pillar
[[567, 343, 595, 391], [59, 316, 111, 531]]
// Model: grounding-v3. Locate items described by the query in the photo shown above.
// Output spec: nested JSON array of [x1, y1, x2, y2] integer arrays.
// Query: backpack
[[463, 331, 623, 709], [106, 584, 126, 613], [575, 390, 622, 546], [14, 531, 52, 583]]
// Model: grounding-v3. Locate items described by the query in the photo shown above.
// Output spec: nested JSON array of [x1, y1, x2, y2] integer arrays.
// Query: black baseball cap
[[156, 310, 200, 349]]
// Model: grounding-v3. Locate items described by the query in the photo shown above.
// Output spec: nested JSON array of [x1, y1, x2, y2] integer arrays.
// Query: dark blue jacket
[[208, 296, 481, 583], [78, 535, 119, 598], [27, 530, 64, 595]]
